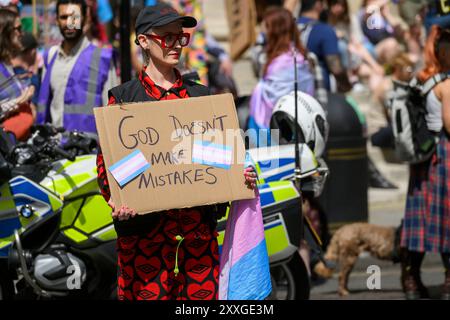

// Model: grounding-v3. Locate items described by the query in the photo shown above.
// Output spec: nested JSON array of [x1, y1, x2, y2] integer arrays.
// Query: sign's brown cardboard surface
[[94, 93, 255, 215], [225, 0, 257, 61]]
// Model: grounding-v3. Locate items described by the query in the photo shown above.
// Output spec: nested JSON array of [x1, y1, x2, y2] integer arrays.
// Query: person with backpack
[[400, 25, 450, 300]]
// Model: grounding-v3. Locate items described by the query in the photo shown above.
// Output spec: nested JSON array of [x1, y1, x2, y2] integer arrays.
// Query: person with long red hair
[[401, 25, 450, 300], [248, 6, 315, 147]]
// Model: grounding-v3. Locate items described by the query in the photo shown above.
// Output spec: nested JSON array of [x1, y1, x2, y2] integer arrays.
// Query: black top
[[108, 77, 210, 104]]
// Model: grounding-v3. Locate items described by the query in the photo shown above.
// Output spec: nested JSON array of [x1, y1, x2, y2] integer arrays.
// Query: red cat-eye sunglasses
[[140, 32, 191, 49]]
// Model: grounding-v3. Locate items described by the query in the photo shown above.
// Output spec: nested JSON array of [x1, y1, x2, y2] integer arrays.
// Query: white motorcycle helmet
[[270, 91, 329, 158]]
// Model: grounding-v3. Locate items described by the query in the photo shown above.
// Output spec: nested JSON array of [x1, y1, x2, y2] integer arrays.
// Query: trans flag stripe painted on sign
[[192, 140, 233, 170], [109, 150, 150, 187]]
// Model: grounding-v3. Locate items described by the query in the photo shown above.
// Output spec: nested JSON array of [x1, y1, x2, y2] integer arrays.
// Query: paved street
[[310, 253, 445, 300]]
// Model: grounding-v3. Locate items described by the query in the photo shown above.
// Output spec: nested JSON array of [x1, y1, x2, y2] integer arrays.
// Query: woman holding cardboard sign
[[96, 3, 257, 301]]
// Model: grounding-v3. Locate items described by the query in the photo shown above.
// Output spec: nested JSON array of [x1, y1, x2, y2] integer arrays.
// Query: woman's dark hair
[[300, 0, 323, 13], [327, 0, 350, 25], [20, 32, 38, 53], [56, 0, 87, 18], [263, 7, 307, 76], [418, 25, 450, 82], [0, 8, 21, 63]]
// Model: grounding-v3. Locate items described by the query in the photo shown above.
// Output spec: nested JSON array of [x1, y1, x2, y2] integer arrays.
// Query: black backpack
[[390, 73, 448, 163]]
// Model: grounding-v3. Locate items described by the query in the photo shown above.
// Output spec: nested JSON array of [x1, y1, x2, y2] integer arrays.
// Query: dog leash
[[303, 215, 335, 268]]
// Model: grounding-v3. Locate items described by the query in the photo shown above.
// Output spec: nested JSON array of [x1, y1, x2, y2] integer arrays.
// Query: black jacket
[[108, 76, 210, 103]]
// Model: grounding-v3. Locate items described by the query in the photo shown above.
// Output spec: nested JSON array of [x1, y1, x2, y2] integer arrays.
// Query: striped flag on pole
[[108, 150, 150, 187]]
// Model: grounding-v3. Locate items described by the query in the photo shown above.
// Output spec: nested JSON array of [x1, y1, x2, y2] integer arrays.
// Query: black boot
[[442, 270, 450, 300], [402, 251, 428, 299], [415, 272, 430, 299], [368, 158, 398, 189], [441, 254, 450, 300], [403, 270, 421, 300]]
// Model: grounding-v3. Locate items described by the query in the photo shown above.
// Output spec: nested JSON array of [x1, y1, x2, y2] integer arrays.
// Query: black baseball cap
[[135, 3, 197, 36]]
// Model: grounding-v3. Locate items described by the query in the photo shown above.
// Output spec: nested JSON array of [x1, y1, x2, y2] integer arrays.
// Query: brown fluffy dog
[[314, 223, 398, 296]]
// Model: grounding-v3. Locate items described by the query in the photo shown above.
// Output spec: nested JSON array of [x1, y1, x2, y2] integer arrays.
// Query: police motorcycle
[[0, 92, 327, 300], [0, 125, 118, 299]]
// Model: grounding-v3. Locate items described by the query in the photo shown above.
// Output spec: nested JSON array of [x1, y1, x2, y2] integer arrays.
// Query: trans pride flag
[[219, 189, 272, 300], [248, 50, 314, 148], [108, 150, 150, 187], [192, 140, 233, 170]]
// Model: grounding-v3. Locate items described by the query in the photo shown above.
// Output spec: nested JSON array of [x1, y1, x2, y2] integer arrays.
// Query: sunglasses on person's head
[[138, 32, 190, 49]]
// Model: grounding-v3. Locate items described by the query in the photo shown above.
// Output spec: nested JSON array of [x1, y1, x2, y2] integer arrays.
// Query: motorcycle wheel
[[268, 252, 310, 300]]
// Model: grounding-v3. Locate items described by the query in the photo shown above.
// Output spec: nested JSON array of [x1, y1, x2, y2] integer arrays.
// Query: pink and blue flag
[[192, 140, 233, 170], [219, 189, 272, 300], [108, 149, 150, 187]]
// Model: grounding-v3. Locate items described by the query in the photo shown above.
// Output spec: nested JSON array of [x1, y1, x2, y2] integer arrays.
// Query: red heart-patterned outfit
[[116, 209, 220, 300]]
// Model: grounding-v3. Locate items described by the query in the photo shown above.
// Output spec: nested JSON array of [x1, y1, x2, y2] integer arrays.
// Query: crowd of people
[[0, 0, 449, 300]]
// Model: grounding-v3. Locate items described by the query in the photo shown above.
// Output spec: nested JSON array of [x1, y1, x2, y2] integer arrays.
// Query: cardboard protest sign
[[225, 0, 257, 61], [94, 93, 255, 215]]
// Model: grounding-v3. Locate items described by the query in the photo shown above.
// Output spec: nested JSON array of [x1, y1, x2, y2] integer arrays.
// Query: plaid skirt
[[116, 209, 220, 300], [401, 132, 450, 253]]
